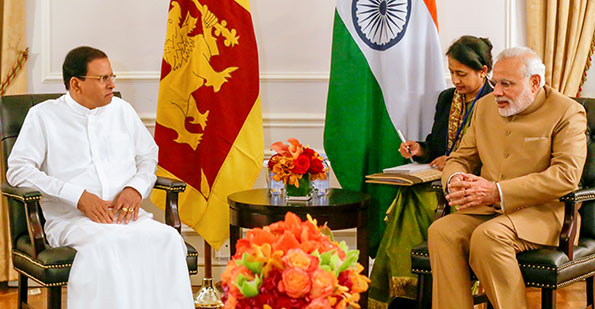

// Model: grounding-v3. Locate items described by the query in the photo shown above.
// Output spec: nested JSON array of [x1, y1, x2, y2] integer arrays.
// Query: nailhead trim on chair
[[189, 269, 198, 275], [411, 251, 429, 257], [556, 271, 595, 288], [560, 193, 595, 202], [558, 254, 595, 271], [1, 192, 41, 202], [153, 184, 185, 192], [519, 252, 595, 273], [519, 263, 556, 271], [411, 268, 432, 274], [15, 268, 68, 287], [13, 250, 72, 269], [187, 252, 198, 257], [525, 271, 595, 289]]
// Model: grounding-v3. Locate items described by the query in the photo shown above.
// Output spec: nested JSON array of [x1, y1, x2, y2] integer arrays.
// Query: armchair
[[411, 97, 595, 309], [0, 93, 198, 309]]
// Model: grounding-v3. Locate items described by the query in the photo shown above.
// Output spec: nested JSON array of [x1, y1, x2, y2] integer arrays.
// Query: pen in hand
[[397, 129, 412, 155]]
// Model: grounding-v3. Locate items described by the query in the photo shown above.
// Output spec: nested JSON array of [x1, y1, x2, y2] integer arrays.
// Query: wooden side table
[[228, 188, 370, 306]]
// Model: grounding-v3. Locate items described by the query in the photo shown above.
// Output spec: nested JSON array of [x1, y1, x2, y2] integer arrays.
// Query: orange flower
[[348, 264, 371, 293], [245, 228, 278, 246], [286, 138, 304, 159], [305, 297, 333, 309], [252, 243, 284, 276], [278, 267, 311, 298], [273, 231, 301, 254], [283, 248, 318, 272], [309, 268, 337, 299]]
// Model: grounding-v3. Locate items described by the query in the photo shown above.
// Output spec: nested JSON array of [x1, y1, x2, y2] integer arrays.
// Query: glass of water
[[311, 158, 330, 196]]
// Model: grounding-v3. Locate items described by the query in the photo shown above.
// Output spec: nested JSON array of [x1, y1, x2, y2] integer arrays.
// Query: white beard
[[496, 87, 534, 117]]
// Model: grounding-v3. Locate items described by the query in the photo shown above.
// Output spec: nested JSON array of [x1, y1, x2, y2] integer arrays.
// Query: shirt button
[[504, 152, 509, 158], [505, 130, 511, 136], [501, 175, 507, 179]]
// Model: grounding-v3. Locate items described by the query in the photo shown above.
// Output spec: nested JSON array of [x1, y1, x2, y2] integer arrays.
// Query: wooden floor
[[0, 281, 588, 308]]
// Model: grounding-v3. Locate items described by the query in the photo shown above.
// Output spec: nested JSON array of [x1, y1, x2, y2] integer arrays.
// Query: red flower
[[290, 154, 311, 174], [303, 147, 315, 159], [308, 157, 325, 174]]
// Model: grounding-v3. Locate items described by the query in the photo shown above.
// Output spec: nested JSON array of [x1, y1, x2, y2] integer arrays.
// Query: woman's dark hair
[[446, 36, 493, 72], [62, 46, 107, 90]]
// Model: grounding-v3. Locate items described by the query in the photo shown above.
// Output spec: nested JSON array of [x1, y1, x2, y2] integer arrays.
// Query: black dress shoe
[[388, 297, 416, 309]]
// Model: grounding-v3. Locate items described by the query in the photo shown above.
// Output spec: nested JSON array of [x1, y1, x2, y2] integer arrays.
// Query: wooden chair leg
[[416, 274, 432, 309], [587, 276, 594, 308], [47, 286, 62, 309], [541, 288, 556, 309], [17, 273, 27, 309]]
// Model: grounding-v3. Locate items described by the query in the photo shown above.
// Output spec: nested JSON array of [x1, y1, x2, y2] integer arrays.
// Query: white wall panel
[[251, 0, 335, 73], [436, 0, 508, 72]]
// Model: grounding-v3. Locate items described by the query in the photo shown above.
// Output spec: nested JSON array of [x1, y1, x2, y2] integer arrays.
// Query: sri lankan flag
[[152, 0, 263, 249]]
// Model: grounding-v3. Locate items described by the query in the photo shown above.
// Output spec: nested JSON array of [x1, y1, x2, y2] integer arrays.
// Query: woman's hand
[[399, 141, 422, 159], [429, 155, 448, 171]]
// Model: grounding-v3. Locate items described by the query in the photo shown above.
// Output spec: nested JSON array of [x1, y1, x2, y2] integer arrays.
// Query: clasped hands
[[77, 187, 141, 224], [446, 173, 500, 210]]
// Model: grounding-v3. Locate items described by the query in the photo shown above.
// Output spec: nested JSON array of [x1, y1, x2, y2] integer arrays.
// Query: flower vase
[[285, 175, 311, 200]]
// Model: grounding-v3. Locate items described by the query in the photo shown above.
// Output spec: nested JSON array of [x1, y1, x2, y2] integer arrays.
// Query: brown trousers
[[427, 213, 543, 309]]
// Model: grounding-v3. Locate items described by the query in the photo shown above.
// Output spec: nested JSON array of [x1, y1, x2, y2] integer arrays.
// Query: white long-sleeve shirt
[[7, 93, 158, 222]]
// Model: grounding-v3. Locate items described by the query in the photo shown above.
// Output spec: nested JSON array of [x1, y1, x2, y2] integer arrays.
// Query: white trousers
[[45, 211, 194, 309]]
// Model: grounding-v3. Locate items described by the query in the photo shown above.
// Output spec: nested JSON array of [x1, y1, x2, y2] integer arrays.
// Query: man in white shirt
[[7, 46, 194, 308]]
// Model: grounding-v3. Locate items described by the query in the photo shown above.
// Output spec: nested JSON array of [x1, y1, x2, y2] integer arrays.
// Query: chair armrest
[[431, 181, 450, 220], [154, 176, 186, 193], [1, 183, 47, 258], [153, 176, 187, 233], [558, 188, 595, 261], [1, 182, 42, 201]]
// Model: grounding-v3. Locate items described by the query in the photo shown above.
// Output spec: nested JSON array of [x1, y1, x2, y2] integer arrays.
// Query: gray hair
[[496, 47, 546, 87]]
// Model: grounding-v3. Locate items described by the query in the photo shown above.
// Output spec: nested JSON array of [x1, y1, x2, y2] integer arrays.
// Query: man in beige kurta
[[427, 47, 587, 308]]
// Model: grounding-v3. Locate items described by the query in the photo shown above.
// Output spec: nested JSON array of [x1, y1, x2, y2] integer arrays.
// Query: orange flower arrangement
[[268, 138, 328, 188], [221, 212, 370, 309]]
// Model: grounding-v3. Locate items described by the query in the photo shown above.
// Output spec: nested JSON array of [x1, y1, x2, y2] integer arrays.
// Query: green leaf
[[234, 274, 262, 298], [236, 253, 264, 274], [336, 250, 359, 276]]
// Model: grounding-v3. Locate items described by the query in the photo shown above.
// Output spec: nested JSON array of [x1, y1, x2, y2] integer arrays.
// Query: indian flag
[[151, 0, 263, 249], [324, 0, 444, 257]]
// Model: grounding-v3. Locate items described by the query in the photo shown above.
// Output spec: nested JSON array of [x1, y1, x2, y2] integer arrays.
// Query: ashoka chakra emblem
[[352, 0, 411, 50]]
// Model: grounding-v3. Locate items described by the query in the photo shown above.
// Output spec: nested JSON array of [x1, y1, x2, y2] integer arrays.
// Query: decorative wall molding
[[505, 0, 513, 49], [40, 2, 331, 82], [140, 112, 326, 129]]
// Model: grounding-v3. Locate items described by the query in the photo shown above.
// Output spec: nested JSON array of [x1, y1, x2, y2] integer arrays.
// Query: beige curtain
[[526, 0, 595, 96], [0, 0, 27, 282]]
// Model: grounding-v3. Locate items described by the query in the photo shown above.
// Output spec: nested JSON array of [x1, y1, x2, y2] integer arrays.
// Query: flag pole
[[194, 240, 223, 308]]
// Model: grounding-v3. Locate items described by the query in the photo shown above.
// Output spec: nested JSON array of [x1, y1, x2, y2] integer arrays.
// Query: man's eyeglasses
[[487, 78, 516, 90], [488, 74, 533, 90], [78, 74, 117, 83]]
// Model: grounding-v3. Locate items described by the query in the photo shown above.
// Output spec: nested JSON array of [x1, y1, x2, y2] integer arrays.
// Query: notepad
[[383, 163, 435, 174], [366, 168, 442, 186]]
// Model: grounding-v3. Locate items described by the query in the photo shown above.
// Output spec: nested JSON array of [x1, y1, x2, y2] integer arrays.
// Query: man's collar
[[65, 92, 106, 116]]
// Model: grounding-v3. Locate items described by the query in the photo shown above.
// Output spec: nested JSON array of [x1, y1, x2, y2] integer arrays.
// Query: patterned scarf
[[446, 89, 471, 152]]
